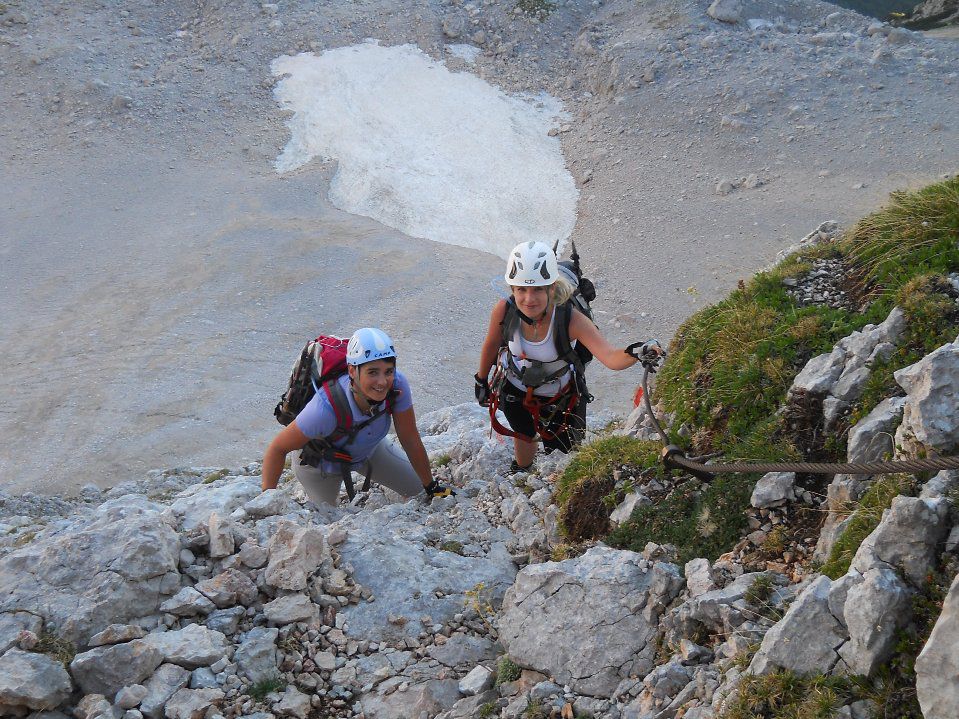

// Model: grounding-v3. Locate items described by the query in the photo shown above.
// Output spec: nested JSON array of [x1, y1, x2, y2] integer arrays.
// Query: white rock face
[[917, 573, 959, 718], [170, 478, 261, 533], [0, 501, 180, 646], [498, 546, 684, 696], [0, 648, 73, 713], [894, 335, 959, 456]]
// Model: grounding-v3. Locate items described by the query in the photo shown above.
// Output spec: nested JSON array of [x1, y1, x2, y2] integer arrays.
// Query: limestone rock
[[610, 492, 650, 525], [851, 495, 950, 587], [846, 397, 905, 464], [206, 512, 234, 558], [263, 594, 317, 625], [458, 665, 494, 695], [275, 686, 311, 719], [0, 502, 179, 646], [498, 546, 683, 696], [0, 612, 44, 653], [916, 572, 959, 718], [163, 687, 224, 719], [88, 624, 148, 647], [837, 566, 912, 675], [70, 640, 163, 697], [360, 678, 461, 719], [159, 587, 216, 617], [0, 648, 73, 712], [707, 0, 742, 24], [894, 336, 959, 456], [139, 664, 191, 719], [265, 521, 328, 591], [750, 472, 795, 508], [170, 478, 260, 533], [243, 489, 295, 519], [233, 627, 278, 683], [195, 568, 258, 608], [139, 624, 229, 669], [749, 576, 845, 675], [115, 684, 149, 710]]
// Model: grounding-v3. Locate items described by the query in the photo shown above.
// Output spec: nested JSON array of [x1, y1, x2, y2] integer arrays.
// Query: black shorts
[[499, 382, 587, 454]]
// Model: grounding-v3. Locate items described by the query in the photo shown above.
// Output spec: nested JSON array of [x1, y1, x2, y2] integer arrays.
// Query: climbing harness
[[637, 364, 959, 481]]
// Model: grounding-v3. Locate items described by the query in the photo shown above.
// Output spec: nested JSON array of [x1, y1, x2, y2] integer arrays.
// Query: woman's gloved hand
[[474, 373, 490, 407], [625, 340, 667, 371], [425, 479, 457, 500]]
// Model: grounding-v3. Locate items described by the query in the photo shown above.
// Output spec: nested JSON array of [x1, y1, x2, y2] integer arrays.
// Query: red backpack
[[273, 335, 396, 499]]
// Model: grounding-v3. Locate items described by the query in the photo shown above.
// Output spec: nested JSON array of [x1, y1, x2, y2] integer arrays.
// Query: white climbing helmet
[[347, 327, 396, 366], [504, 241, 559, 287]]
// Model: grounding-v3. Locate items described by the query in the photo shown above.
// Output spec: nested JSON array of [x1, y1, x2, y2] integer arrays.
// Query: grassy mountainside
[[558, 176, 959, 563]]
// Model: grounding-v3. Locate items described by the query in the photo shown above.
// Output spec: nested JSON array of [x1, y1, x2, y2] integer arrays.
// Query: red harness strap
[[488, 378, 579, 443]]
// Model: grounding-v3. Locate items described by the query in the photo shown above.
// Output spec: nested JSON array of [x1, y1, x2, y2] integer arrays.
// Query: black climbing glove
[[474, 373, 490, 407], [425, 479, 456, 499], [626, 339, 667, 372]]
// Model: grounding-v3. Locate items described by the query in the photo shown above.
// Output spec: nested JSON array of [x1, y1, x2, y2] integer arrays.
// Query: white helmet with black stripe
[[347, 327, 396, 366], [504, 241, 559, 287]]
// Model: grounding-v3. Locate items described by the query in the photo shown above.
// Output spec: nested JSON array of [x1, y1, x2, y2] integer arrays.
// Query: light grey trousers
[[291, 437, 423, 506]]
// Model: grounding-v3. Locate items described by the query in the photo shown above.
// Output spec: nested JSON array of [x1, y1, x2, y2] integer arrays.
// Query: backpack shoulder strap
[[554, 301, 585, 375], [322, 379, 354, 444], [500, 298, 522, 347]]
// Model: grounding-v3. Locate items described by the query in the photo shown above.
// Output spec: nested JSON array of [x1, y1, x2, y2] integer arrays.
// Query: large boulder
[[916, 573, 959, 718], [837, 567, 912, 676], [0, 648, 73, 713], [894, 335, 959, 456], [498, 546, 684, 696], [336, 502, 517, 643], [70, 639, 164, 697], [264, 520, 329, 591], [0, 500, 179, 646], [749, 576, 845, 675]]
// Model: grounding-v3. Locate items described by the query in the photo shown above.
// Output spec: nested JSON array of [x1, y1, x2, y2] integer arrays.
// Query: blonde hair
[[508, 276, 576, 306], [550, 275, 576, 306]]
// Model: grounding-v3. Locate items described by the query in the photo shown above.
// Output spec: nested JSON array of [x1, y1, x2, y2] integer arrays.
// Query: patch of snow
[[271, 42, 577, 258]]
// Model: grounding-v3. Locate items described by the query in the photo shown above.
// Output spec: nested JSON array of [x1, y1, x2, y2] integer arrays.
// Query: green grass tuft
[[495, 655, 521, 686], [719, 670, 864, 719], [249, 675, 286, 700]]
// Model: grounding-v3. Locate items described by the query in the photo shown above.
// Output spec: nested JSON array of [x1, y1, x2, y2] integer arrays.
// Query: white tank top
[[504, 307, 572, 397]]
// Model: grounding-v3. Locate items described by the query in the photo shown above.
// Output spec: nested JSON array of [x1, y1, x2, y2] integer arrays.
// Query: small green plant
[[202, 468, 229, 484], [440, 540, 465, 555], [13, 530, 36, 548], [465, 582, 496, 629], [523, 697, 549, 719], [35, 631, 76, 666], [478, 702, 498, 718], [744, 574, 775, 606], [515, 0, 555, 20], [718, 670, 862, 718], [432, 453, 452, 468], [495, 655, 521, 686], [821, 474, 918, 579], [249, 675, 286, 700]]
